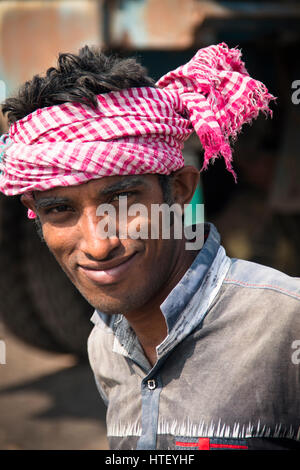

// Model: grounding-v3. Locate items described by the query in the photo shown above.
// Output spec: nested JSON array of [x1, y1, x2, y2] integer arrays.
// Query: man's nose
[[78, 207, 121, 260]]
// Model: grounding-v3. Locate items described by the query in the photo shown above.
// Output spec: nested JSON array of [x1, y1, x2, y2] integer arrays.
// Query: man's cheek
[[127, 215, 149, 240], [126, 211, 169, 241], [42, 228, 72, 263]]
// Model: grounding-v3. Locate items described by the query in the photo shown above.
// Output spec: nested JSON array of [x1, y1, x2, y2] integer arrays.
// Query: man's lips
[[78, 252, 139, 285]]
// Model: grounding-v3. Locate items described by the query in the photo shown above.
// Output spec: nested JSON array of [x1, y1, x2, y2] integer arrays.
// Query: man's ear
[[20, 194, 44, 241], [170, 166, 200, 207], [20, 194, 36, 212]]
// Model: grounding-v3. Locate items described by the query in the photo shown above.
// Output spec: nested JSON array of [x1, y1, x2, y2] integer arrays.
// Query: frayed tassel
[[27, 209, 37, 219], [226, 85, 275, 141], [197, 125, 237, 183], [158, 42, 275, 182]]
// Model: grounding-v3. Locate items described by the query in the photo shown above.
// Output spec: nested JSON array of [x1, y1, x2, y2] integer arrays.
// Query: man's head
[[2, 45, 199, 314], [0, 43, 274, 315], [2, 44, 188, 237], [21, 168, 198, 315]]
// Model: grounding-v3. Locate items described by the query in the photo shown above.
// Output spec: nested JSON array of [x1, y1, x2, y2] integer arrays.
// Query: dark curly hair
[[2, 45, 156, 123], [3, 45, 175, 237]]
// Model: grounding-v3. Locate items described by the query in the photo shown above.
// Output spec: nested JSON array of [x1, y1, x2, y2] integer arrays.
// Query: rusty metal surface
[[269, 105, 300, 213], [0, 0, 102, 96], [0, 320, 108, 450], [105, 0, 300, 50]]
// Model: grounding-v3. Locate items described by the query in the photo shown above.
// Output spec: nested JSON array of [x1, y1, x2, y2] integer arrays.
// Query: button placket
[[147, 379, 157, 390], [137, 375, 162, 450]]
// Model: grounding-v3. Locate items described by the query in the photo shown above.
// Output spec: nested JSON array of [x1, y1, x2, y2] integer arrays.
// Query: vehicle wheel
[[0, 195, 65, 353], [21, 215, 94, 358]]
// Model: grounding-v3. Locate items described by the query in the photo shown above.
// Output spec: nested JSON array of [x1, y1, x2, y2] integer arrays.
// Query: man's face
[[30, 174, 182, 316]]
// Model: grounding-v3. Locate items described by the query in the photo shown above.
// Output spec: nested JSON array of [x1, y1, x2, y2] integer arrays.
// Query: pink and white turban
[[0, 42, 274, 218]]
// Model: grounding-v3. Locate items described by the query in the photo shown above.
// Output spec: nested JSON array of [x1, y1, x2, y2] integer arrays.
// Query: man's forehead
[[33, 174, 155, 200]]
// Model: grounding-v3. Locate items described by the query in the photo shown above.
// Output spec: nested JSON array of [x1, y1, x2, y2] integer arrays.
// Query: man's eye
[[44, 205, 72, 214], [110, 191, 135, 202]]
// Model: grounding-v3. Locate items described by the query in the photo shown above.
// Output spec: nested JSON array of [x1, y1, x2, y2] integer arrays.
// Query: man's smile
[[77, 251, 140, 285]]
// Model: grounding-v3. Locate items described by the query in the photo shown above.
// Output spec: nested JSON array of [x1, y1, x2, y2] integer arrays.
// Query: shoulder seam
[[223, 278, 300, 302]]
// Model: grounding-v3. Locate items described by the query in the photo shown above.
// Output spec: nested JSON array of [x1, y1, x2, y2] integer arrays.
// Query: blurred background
[[0, 0, 299, 450]]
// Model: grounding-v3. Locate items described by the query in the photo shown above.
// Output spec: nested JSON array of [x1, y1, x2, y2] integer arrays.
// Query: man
[[1, 44, 299, 451]]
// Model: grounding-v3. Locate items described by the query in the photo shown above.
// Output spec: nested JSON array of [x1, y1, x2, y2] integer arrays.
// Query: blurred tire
[[22, 214, 93, 357], [0, 195, 93, 357], [0, 195, 64, 353]]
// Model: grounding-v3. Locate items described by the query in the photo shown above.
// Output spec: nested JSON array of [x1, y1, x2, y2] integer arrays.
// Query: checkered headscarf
[[0, 42, 274, 218]]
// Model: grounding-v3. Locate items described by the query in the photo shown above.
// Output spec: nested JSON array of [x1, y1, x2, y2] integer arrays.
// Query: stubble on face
[[34, 174, 181, 318]]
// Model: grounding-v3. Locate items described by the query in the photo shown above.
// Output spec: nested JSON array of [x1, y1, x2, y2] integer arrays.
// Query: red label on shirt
[[175, 437, 248, 450]]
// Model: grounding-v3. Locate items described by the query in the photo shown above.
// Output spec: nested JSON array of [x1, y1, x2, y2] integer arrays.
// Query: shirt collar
[[90, 222, 231, 362], [160, 222, 221, 332], [157, 222, 230, 358]]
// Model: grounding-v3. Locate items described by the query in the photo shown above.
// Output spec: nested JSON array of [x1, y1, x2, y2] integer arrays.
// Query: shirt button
[[147, 379, 157, 390]]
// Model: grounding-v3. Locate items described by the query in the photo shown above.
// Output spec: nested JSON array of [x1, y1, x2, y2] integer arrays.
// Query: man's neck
[[124, 245, 199, 367]]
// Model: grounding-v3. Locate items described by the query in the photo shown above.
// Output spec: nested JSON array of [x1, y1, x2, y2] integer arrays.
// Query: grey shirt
[[88, 222, 300, 450]]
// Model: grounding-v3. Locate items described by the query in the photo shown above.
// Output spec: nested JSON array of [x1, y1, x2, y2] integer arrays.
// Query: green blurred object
[[185, 182, 205, 226]]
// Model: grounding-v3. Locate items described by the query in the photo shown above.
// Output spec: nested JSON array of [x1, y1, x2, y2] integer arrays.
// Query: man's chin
[[70, 281, 126, 312], [80, 292, 137, 315], [87, 291, 150, 316], [91, 300, 125, 315], [74, 276, 162, 317]]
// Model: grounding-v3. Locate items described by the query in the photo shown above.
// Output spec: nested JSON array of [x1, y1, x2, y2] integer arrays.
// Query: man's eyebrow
[[33, 177, 147, 208], [100, 177, 147, 196], [34, 196, 70, 209]]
